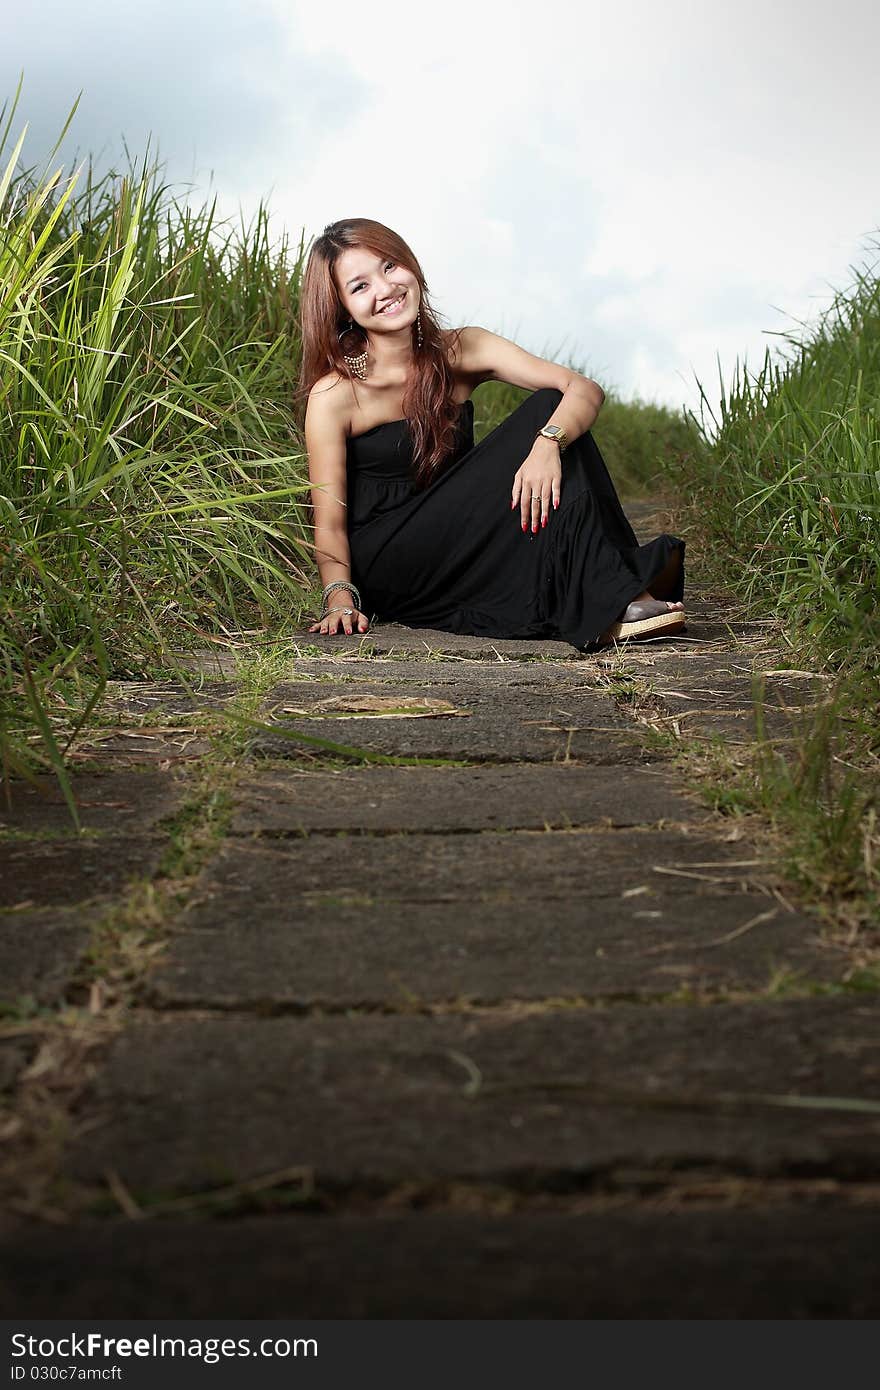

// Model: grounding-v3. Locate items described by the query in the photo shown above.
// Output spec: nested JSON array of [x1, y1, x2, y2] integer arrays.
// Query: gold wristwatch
[[536, 424, 568, 452]]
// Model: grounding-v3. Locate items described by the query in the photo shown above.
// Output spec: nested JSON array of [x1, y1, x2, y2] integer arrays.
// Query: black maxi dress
[[346, 386, 685, 650]]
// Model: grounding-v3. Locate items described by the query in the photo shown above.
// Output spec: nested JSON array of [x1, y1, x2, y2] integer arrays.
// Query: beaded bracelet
[[320, 579, 362, 618], [321, 579, 356, 602], [322, 580, 361, 603]]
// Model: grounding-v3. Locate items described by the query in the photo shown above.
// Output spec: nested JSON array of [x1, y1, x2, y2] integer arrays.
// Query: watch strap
[[536, 425, 568, 452]]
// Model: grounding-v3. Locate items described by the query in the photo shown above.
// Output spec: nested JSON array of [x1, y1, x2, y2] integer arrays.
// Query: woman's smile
[[377, 291, 407, 317]]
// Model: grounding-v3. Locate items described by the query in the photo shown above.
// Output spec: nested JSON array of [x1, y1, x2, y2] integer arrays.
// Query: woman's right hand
[[308, 601, 370, 637]]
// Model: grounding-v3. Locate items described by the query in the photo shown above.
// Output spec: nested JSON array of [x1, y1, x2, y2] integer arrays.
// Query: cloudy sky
[[5, 0, 879, 425]]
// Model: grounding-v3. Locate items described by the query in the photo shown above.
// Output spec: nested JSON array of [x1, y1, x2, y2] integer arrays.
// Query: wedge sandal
[[601, 599, 687, 644]]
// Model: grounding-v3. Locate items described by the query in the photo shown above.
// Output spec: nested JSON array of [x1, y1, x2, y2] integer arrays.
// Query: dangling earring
[[338, 320, 368, 380], [415, 310, 423, 350]]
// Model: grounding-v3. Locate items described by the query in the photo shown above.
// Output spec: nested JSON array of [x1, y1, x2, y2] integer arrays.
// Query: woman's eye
[[352, 262, 394, 293]]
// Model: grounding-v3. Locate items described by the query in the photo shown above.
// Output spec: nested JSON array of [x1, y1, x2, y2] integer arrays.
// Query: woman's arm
[[456, 326, 605, 533], [304, 383, 370, 636], [456, 325, 605, 445]]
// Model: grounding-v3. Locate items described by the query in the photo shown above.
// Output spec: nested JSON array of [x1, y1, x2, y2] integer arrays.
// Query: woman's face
[[334, 246, 420, 337]]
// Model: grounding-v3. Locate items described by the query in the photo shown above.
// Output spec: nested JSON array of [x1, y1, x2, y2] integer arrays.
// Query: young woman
[[297, 218, 685, 647]]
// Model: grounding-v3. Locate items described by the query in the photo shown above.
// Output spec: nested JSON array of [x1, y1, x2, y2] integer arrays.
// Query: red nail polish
[[553, 499, 559, 510], [541, 516, 547, 528], [521, 522, 527, 532], [532, 523, 538, 534]]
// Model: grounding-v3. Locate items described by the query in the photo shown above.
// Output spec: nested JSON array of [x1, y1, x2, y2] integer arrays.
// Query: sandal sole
[[603, 612, 687, 642]]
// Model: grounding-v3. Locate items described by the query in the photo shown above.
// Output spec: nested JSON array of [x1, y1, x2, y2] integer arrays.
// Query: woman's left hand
[[511, 440, 563, 534]]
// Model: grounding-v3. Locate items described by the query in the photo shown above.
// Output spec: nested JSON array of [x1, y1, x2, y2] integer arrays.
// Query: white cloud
[[2, 0, 367, 205], [6, 0, 879, 420], [255, 0, 880, 416]]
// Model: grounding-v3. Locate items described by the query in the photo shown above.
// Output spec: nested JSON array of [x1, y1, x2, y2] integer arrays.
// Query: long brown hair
[[296, 218, 462, 488]]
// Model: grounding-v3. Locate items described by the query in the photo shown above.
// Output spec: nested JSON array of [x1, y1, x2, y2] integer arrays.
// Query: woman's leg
[[600, 545, 687, 641], [645, 544, 684, 603], [616, 544, 685, 615]]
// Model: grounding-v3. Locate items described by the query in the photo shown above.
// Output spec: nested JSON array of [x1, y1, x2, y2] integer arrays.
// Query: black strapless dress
[[346, 386, 685, 650]]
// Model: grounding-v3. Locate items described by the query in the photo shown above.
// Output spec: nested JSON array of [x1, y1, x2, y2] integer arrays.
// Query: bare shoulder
[[305, 372, 352, 441], [443, 326, 492, 389], [447, 326, 496, 373], [307, 370, 349, 411]]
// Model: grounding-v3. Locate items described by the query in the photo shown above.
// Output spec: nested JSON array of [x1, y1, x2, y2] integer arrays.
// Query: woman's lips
[[378, 291, 406, 316]]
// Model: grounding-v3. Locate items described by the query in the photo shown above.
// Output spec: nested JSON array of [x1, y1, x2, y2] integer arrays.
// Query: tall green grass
[[1, 96, 317, 801], [677, 254, 880, 658], [668, 249, 880, 925]]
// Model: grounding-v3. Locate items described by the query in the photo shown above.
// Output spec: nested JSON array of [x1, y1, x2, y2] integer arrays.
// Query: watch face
[[543, 426, 562, 437]]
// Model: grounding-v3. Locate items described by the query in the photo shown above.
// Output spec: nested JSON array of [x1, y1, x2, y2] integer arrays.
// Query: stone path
[[2, 501, 878, 1318]]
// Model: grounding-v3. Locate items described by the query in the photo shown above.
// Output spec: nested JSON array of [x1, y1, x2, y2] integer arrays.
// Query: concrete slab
[[0, 907, 89, 1005], [650, 670, 827, 710], [594, 650, 832, 744], [229, 765, 707, 835], [603, 650, 824, 684], [0, 770, 185, 837], [4, 1208, 880, 1317], [673, 599, 769, 626], [68, 729, 211, 767], [293, 624, 585, 660], [183, 830, 769, 914], [170, 649, 240, 678], [0, 836, 165, 910], [253, 680, 664, 765], [67, 999, 880, 1193], [663, 714, 807, 745], [271, 658, 596, 686], [149, 891, 835, 1009], [102, 680, 238, 719], [667, 622, 772, 649], [643, 674, 830, 741], [172, 615, 692, 670]]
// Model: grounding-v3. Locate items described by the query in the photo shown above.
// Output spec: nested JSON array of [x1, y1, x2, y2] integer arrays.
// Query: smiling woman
[[296, 217, 685, 649]]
